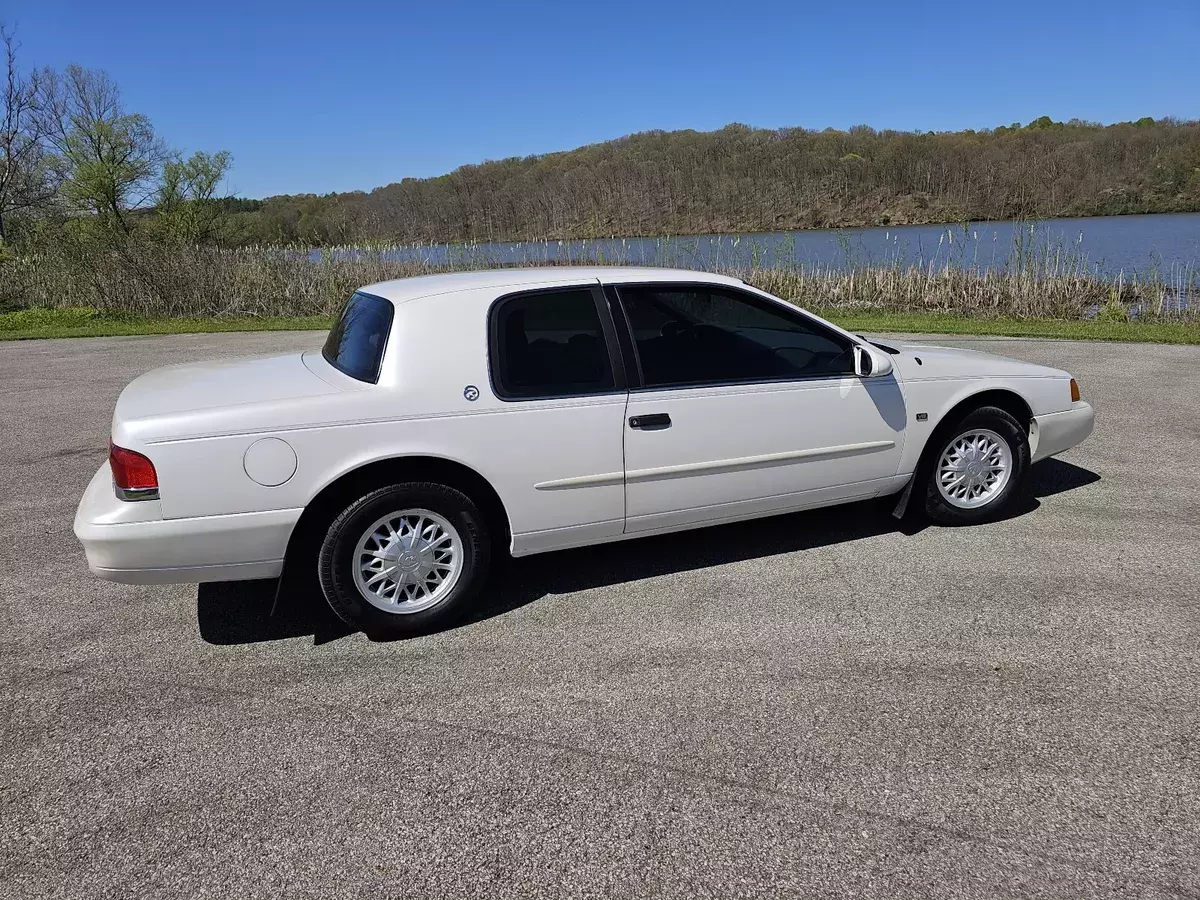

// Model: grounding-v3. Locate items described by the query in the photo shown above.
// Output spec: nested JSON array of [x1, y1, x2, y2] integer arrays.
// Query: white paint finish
[[509, 518, 628, 556], [75, 464, 165, 524], [75, 463, 299, 581], [125, 277, 624, 538], [895, 343, 1072, 385], [622, 376, 907, 533], [91, 559, 284, 585], [534, 471, 625, 491], [626, 440, 897, 483], [513, 475, 905, 556], [625, 476, 897, 533], [1031, 402, 1095, 462], [111, 352, 339, 434], [890, 371, 1075, 476], [360, 266, 746, 309], [74, 266, 1097, 585], [243, 437, 298, 487], [145, 394, 630, 535], [531, 440, 899, 491], [300, 349, 370, 389]]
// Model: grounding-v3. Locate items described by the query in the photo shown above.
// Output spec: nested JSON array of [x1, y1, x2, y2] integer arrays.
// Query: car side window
[[617, 285, 854, 388], [490, 288, 616, 399]]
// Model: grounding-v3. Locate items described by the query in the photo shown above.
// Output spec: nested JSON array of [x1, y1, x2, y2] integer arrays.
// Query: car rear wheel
[[922, 406, 1030, 525], [317, 482, 491, 638]]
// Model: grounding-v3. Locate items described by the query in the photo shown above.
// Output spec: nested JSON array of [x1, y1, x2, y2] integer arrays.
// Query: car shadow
[[197, 578, 355, 646], [196, 458, 1099, 646], [1028, 454, 1102, 497]]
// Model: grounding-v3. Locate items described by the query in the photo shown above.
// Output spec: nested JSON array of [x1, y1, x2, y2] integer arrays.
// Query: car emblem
[[463, 385, 479, 402]]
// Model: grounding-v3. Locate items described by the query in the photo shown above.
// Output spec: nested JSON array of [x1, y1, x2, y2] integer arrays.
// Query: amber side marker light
[[1070, 378, 1081, 403], [109, 439, 160, 501]]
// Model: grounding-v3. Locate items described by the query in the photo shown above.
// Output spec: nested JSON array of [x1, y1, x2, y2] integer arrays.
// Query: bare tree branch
[[0, 24, 58, 240]]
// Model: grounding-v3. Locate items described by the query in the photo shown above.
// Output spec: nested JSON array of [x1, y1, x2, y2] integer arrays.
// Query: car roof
[[359, 266, 745, 304]]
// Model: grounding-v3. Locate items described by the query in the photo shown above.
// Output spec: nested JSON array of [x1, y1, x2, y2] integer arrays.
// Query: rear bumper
[[1031, 402, 1095, 463], [73, 464, 301, 584]]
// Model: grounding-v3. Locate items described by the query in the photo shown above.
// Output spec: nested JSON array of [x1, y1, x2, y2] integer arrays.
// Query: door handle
[[629, 413, 671, 429]]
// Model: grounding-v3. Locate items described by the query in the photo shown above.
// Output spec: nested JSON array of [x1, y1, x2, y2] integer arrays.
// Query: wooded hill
[[234, 118, 1200, 245]]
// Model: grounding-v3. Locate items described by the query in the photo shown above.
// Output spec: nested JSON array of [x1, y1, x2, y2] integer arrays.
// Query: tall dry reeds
[[0, 242, 441, 317], [1, 237, 1194, 321]]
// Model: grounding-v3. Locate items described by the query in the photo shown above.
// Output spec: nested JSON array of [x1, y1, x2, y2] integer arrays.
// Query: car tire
[[317, 482, 491, 638], [922, 406, 1030, 526]]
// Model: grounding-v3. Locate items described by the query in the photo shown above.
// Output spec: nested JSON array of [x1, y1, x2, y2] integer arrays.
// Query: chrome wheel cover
[[936, 428, 1013, 509], [352, 509, 464, 614]]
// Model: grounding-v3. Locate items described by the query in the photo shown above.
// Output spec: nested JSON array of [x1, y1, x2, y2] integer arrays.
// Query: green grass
[[2, 306, 1198, 344], [0, 307, 332, 340], [824, 312, 1200, 343]]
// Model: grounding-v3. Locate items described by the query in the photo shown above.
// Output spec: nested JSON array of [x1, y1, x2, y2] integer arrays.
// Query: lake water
[[362, 212, 1200, 284]]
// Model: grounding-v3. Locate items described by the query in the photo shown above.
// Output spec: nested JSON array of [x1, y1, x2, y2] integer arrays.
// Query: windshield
[[322, 291, 394, 383]]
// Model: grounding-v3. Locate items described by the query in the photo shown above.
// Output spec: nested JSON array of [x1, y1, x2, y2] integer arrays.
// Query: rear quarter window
[[323, 291, 394, 383], [489, 287, 616, 399]]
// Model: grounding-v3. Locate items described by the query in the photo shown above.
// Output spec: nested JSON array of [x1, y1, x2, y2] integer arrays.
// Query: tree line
[[2, 20, 1198, 255], [247, 117, 1199, 245], [0, 25, 230, 248]]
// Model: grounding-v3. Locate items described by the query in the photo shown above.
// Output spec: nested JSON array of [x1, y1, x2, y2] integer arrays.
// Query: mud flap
[[891, 476, 915, 520], [270, 555, 289, 618]]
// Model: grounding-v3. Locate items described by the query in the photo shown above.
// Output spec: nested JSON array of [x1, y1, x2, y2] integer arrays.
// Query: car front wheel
[[922, 406, 1030, 525], [317, 482, 491, 638]]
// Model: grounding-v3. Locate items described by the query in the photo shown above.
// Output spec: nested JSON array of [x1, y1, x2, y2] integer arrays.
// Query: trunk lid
[[113, 352, 339, 424]]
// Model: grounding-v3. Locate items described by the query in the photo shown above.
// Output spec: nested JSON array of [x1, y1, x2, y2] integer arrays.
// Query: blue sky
[[11, 0, 1199, 198]]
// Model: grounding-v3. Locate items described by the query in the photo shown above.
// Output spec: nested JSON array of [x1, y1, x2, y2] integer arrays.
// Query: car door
[[613, 282, 906, 534]]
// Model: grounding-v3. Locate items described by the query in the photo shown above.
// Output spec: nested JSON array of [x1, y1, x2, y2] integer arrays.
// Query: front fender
[[895, 375, 1069, 475]]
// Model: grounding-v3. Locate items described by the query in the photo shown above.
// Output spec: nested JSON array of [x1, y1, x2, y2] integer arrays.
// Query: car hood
[[113, 352, 339, 427], [886, 342, 1070, 381]]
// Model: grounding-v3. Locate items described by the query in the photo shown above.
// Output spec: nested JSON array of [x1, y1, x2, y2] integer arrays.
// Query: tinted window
[[618, 285, 853, 387], [323, 291, 394, 383], [491, 288, 615, 399]]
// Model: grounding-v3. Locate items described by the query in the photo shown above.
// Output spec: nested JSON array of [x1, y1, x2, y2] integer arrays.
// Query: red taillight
[[109, 440, 158, 491]]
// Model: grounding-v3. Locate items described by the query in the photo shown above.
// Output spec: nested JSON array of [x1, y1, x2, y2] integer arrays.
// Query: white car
[[75, 267, 1094, 636]]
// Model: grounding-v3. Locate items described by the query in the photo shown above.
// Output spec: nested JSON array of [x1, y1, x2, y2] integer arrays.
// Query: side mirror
[[854, 344, 894, 378]]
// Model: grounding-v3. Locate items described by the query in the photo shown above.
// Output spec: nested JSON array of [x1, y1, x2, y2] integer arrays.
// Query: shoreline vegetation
[[3, 241, 1198, 343], [7, 220, 1197, 321], [3, 307, 1197, 344]]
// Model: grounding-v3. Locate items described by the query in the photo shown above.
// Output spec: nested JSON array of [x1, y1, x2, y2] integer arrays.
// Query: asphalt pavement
[[1, 331, 1197, 899]]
